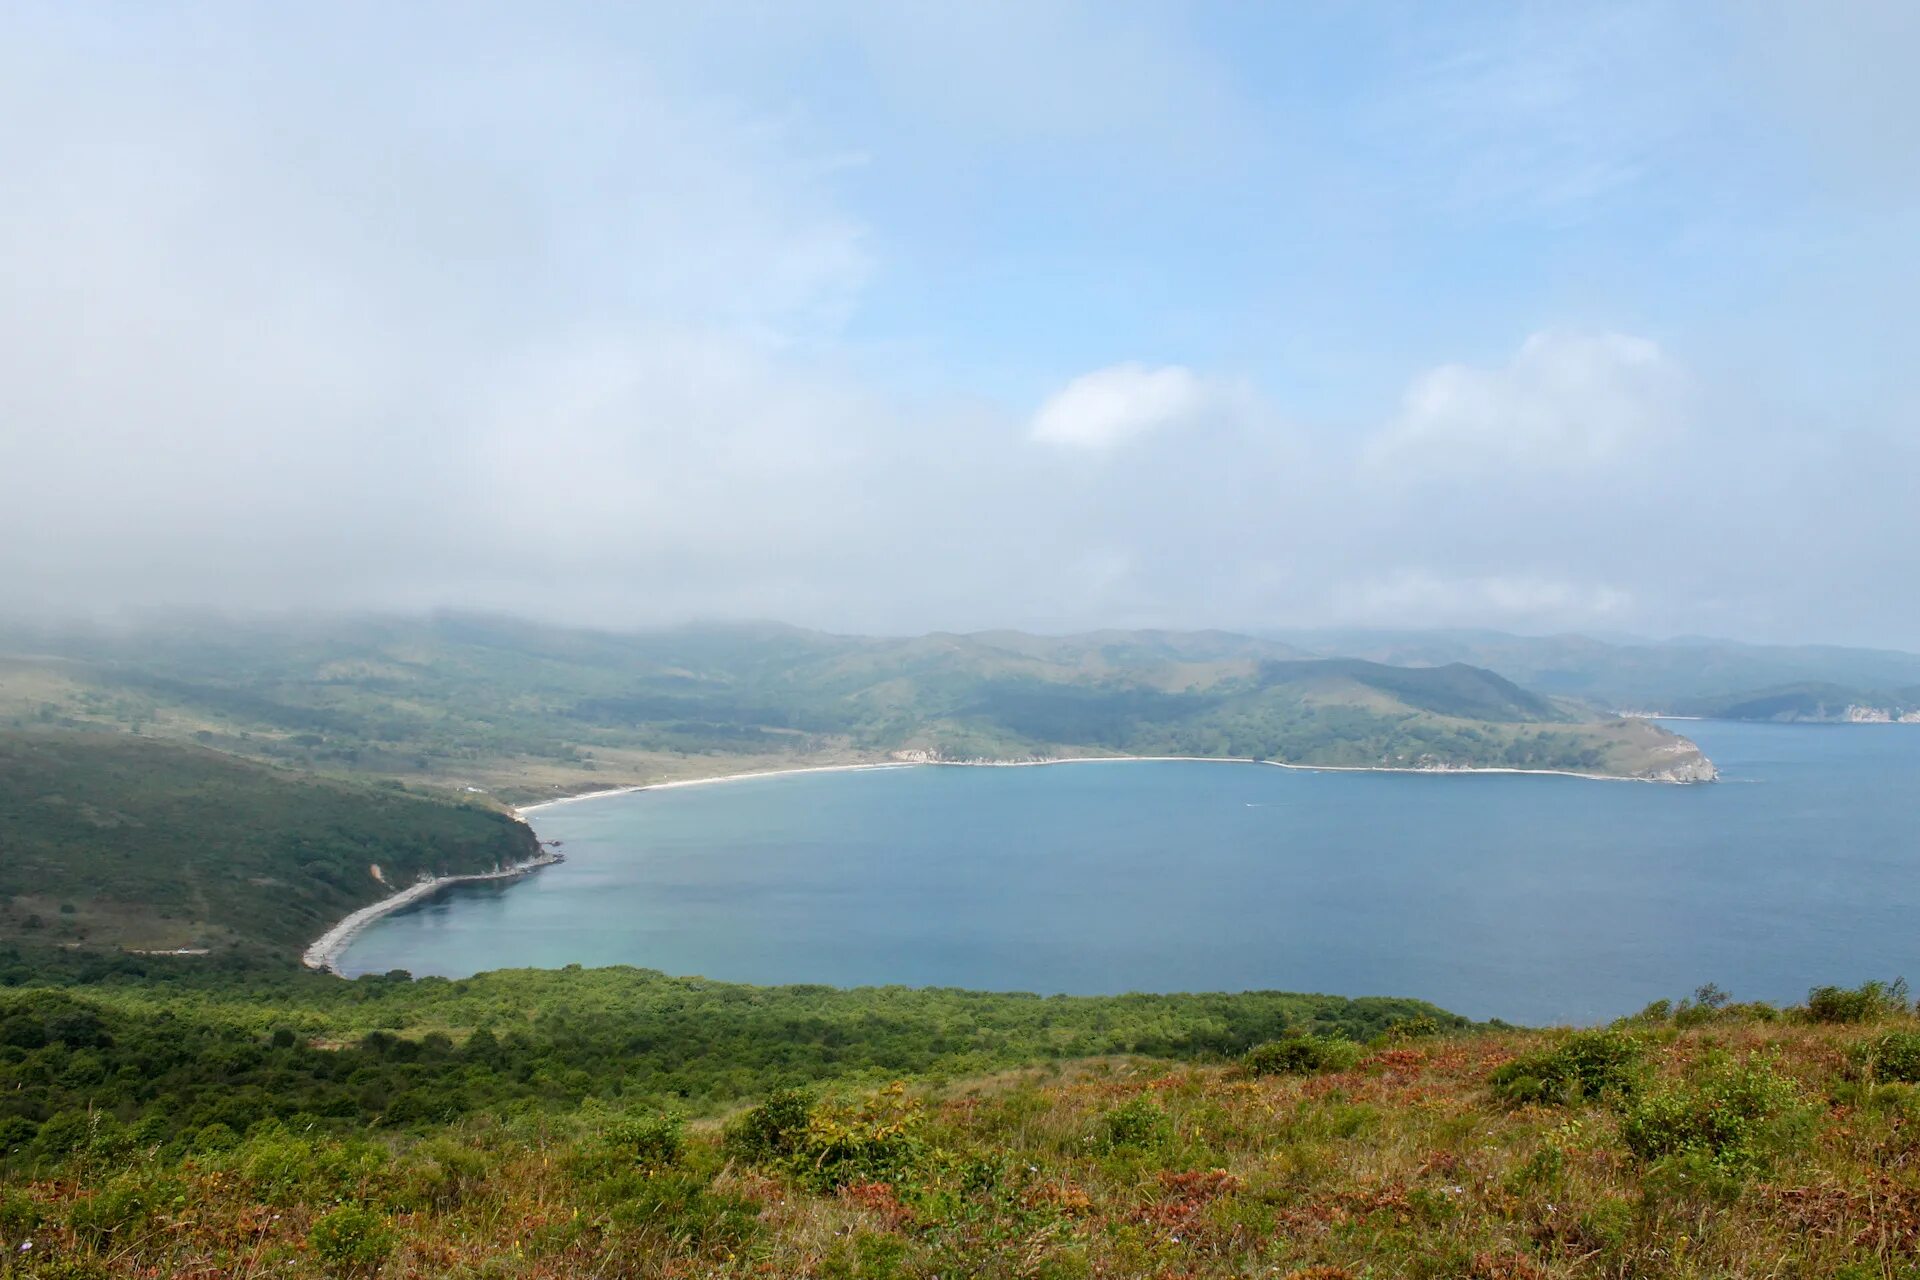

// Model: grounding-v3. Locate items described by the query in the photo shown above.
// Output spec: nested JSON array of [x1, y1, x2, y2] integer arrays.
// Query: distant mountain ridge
[[1675, 682, 1920, 723], [1268, 627, 1920, 720], [0, 614, 1714, 794]]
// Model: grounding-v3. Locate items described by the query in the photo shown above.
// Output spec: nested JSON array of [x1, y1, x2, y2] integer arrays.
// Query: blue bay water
[[339, 721, 1920, 1024]]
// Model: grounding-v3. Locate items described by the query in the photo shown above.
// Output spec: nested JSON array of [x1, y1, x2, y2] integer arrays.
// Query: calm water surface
[[340, 721, 1920, 1024]]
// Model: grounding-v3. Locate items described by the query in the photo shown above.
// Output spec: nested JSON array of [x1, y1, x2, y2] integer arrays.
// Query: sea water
[[339, 720, 1920, 1024]]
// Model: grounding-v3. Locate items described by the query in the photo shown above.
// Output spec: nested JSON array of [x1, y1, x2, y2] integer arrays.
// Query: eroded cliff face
[[1845, 705, 1920, 723], [1643, 750, 1719, 783], [1610, 719, 1718, 783]]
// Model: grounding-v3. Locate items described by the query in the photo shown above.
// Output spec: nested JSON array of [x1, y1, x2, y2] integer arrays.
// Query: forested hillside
[[0, 730, 538, 954]]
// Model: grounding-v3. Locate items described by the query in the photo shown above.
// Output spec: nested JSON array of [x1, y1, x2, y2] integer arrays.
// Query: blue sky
[[2, 2, 1916, 645]]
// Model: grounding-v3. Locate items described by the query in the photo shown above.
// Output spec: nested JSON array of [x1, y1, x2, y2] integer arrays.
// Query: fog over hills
[[4, 5, 1919, 648], [1273, 627, 1920, 715]]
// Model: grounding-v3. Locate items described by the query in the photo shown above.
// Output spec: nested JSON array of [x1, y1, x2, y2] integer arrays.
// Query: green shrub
[[393, 1137, 489, 1211], [237, 1130, 391, 1206], [192, 1122, 240, 1153], [724, 1086, 925, 1191], [1502, 1144, 1567, 1194], [32, 1109, 97, 1158], [1636, 987, 1781, 1027], [1243, 1034, 1361, 1077], [1095, 1096, 1173, 1152], [723, 1088, 813, 1164], [1385, 1015, 1441, 1041], [1805, 979, 1909, 1024], [1847, 1030, 1920, 1083], [1489, 1029, 1645, 1105], [1619, 1056, 1810, 1177], [606, 1111, 683, 1169], [307, 1205, 395, 1274], [0, 1115, 39, 1154], [0, 1188, 43, 1242], [792, 1088, 927, 1191], [65, 1175, 167, 1250]]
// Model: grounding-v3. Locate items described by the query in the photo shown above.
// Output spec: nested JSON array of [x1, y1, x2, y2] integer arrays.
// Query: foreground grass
[[7, 996, 1920, 1278]]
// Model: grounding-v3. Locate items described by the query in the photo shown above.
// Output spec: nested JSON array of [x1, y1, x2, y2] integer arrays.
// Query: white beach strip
[[512, 757, 1260, 817], [300, 852, 563, 975], [930, 755, 1256, 768], [512, 762, 920, 815], [941, 756, 1678, 782], [514, 750, 1700, 820]]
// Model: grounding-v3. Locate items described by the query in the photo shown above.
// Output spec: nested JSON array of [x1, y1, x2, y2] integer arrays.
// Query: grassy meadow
[[3, 982, 1918, 1278]]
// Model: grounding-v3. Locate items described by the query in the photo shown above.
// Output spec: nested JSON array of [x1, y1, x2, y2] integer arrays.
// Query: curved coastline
[[308, 748, 1711, 974], [517, 750, 1712, 817], [301, 852, 564, 975]]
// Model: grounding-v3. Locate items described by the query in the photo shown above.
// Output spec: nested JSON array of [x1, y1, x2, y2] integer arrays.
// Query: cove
[[337, 720, 1920, 1024]]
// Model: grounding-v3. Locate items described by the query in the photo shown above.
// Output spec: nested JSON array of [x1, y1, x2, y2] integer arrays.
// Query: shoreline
[[308, 750, 1708, 975], [300, 852, 564, 976], [514, 750, 1706, 817], [514, 761, 916, 816]]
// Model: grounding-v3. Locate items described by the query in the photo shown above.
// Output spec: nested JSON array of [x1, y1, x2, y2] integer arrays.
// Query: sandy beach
[[300, 851, 564, 975], [513, 750, 1684, 822], [513, 761, 919, 816]]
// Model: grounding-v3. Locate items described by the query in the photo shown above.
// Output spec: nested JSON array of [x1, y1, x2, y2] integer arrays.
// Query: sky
[[2, 2, 1916, 647]]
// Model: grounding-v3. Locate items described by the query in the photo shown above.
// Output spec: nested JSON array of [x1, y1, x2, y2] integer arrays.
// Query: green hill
[[0, 730, 540, 955], [1274, 626, 1920, 712], [1675, 681, 1920, 723], [0, 615, 1713, 793]]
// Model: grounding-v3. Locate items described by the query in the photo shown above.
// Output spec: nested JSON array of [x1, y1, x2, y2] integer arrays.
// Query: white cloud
[[1332, 570, 1634, 630], [1367, 331, 1686, 473], [1, 7, 1916, 646], [1029, 364, 1220, 451]]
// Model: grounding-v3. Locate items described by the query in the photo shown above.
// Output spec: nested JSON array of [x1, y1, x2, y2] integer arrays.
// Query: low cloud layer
[[1369, 333, 1686, 474], [1, 4, 1915, 647]]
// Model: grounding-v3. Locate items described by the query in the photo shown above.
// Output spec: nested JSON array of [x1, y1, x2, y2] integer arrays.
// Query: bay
[[338, 720, 1920, 1024]]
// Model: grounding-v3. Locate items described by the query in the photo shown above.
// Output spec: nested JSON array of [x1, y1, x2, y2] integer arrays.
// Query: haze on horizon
[[3, 3, 1916, 650]]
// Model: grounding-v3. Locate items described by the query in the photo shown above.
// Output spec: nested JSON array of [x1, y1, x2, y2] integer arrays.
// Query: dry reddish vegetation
[[7, 1014, 1920, 1278]]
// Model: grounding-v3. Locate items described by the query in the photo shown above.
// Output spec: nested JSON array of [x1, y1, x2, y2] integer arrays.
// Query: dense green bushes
[[1619, 1055, 1810, 1177], [1094, 1096, 1174, 1152], [0, 963, 1459, 1176], [307, 1205, 396, 1273], [1847, 1030, 1920, 1082], [1242, 1033, 1361, 1077], [1806, 978, 1910, 1024], [1489, 1028, 1646, 1105], [1487, 1019, 1812, 1183], [725, 1084, 929, 1191]]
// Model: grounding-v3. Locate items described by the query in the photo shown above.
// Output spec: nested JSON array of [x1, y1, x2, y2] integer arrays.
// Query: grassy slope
[[3, 987, 1918, 1278], [0, 616, 1710, 794], [0, 730, 539, 953]]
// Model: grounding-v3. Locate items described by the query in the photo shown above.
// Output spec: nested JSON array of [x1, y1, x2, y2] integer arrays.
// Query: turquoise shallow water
[[339, 721, 1920, 1024]]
